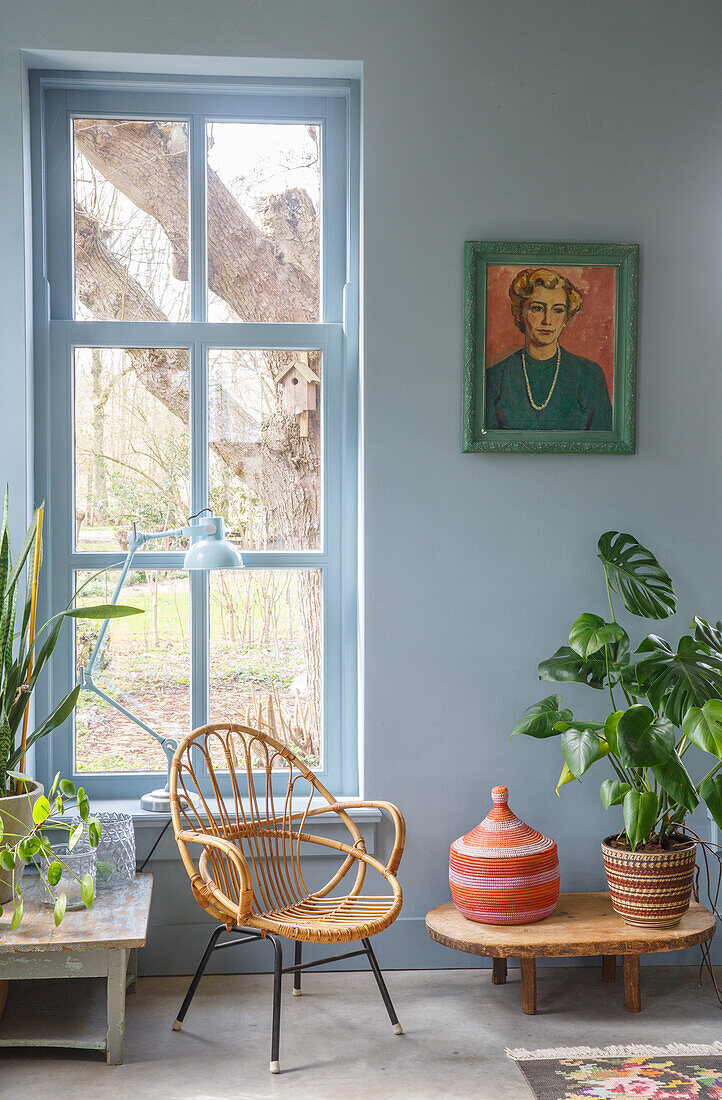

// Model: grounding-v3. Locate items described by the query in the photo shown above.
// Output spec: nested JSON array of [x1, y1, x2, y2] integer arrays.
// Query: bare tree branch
[[72, 117, 323, 744], [74, 119, 319, 322]]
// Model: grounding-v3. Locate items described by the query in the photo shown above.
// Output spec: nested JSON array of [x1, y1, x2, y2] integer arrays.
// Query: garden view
[[71, 117, 324, 773]]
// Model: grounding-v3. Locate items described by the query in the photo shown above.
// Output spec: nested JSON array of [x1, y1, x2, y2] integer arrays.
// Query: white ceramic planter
[[0, 780, 44, 905]]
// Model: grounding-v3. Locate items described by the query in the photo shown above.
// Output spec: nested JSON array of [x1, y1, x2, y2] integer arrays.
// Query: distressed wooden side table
[[426, 891, 715, 1015], [0, 873, 153, 1064]]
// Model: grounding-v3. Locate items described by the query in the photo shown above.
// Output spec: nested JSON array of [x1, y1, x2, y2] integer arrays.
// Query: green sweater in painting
[[485, 347, 613, 431]]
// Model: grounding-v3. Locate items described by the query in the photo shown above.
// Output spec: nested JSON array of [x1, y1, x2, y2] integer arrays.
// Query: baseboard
[[138, 915, 716, 976]]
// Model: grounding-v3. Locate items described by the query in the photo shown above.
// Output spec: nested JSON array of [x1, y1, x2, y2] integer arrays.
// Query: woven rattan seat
[[250, 891, 401, 942], [169, 722, 405, 1073]]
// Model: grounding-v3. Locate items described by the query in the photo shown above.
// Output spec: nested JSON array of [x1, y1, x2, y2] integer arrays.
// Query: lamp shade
[[183, 516, 244, 570]]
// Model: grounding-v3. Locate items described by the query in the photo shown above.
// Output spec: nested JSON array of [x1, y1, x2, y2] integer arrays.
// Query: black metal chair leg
[[293, 941, 302, 996], [172, 925, 225, 1031], [268, 934, 284, 1073], [362, 937, 403, 1035]]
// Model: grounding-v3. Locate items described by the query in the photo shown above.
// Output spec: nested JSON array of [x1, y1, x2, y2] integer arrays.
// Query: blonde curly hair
[[509, 268, 583, 333]]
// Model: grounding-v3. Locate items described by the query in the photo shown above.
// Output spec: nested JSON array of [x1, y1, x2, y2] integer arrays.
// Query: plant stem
[[658, 793, 670, 843], [608, 751, 635, 788], [608, 755, 627, 783], [0, 807, 33, 828], [602, 568, 635, 708], [619, 681, 635, 709], [604, 566, 616, 623], [699, 757, 722, 789], [604, 645, 617, 714]]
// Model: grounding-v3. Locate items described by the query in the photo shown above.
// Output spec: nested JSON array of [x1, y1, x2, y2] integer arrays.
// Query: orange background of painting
[[485, 264, 617, 399]]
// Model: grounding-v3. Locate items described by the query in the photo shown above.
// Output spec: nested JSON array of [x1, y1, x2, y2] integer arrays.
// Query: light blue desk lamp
[[79, 510, 244, 812]]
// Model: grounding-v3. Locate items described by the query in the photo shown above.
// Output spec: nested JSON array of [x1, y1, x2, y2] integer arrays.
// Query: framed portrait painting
[[463, 241, 638, 453]]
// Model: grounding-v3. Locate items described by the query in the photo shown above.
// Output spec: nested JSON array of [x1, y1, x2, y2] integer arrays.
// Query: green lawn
[[74, 574, 315, 773]]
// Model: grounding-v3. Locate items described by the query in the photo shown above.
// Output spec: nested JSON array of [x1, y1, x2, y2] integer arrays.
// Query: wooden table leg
[[602, 954, 617, 982], [623, 954, 641, 1012], [126, 947, 138, 994], [520, 958, 536, 1015], [106, 948, 128, 1065], [492, 957, 507, 985]]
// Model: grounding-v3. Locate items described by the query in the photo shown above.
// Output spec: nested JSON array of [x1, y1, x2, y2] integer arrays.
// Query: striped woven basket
[[601, 835, 696, 928], [449, 785, 559, 925]]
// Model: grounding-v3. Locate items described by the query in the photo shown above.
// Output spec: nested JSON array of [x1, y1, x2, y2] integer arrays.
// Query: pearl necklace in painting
[[522, 347, 561, 411]]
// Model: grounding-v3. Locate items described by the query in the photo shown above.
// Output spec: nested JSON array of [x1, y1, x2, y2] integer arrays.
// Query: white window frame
[[30, 71, 360, 800]]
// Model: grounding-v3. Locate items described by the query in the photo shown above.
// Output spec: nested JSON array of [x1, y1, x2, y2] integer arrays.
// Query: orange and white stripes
[[449, 786, 560, 925]]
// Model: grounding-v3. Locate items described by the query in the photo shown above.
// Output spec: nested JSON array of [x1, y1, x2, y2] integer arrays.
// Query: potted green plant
[[513, 531, 722, 928], [0, 774, 101, 927], [0, 491, 140, 907]]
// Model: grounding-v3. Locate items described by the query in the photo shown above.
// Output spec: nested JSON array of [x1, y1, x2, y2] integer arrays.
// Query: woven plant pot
[[601, 834, 696, 928]]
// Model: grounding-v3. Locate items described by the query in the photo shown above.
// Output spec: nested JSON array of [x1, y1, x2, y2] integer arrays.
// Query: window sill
[[86, 796, 381, 828]]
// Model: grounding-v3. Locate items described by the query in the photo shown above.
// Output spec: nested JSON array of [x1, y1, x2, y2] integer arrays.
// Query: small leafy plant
[[0, 771, 101, 928], [513, 532, 722, 850]]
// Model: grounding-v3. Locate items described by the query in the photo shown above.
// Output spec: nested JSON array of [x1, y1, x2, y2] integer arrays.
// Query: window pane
[[209, 569, 322, 769], [74, 348, 190, 552], [73, 118, 190, 321], [209, 349, 321, 551], [207, 122, 320, 323], [74, 570, 190, 773]]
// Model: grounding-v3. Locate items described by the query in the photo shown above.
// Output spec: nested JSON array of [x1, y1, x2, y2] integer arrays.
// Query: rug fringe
[[506, 1042, 722, 1061]]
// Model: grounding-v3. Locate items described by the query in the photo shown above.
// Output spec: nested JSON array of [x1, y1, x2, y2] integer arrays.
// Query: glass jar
[[41, 846, 97, 911], [74, 812, 136, 890]]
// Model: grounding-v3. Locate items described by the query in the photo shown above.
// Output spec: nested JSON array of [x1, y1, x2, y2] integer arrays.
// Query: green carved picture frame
[[463, 241, 638, 454]]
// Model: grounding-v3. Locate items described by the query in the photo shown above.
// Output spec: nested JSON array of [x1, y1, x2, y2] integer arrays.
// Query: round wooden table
[[425, 892, 715, 1015]]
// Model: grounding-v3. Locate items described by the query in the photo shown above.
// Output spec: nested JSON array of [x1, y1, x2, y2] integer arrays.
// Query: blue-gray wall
[[1, 0, 721, 971]]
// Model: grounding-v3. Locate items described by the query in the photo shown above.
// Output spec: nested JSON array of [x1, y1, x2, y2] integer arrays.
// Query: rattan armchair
[[169, 721, 405, 1073]]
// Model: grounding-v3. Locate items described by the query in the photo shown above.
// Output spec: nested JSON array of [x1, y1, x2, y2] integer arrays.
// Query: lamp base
[[139, 786, 200, 814], [139, 787, 175, 813]]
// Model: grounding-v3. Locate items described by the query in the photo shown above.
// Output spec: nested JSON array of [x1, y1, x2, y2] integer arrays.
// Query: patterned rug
[[507, 1044, 722, 1099]]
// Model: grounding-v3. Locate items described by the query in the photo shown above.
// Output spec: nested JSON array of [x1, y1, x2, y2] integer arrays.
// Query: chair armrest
[[293, 830, 403, 898], [331, 800, 406, 876], [176, 830, 254, 926]]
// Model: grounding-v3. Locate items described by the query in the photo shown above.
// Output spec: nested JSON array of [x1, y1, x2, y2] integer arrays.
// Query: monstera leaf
[[616, 705, 675, 767], [699, 774, 722, 832], [600, 778, 631, 809], [539, 633, 629, 690], [623, 789, 659, 850], [511, 695, 572, 739], [682, 701, 722, 758], [560, 725, 606, 779], [556, 761, 577, 795], [539, 646, 606, 688], [568, 613, 627, 660], [603, 710, 624, 754], [597, 531, 676, 620], [634, 634, 722, 727], [650, 752, 699, 813], [693, 617, 722, 656]]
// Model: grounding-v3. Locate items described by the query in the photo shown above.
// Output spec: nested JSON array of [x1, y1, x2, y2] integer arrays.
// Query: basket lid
[[451, 785, 556, 860]]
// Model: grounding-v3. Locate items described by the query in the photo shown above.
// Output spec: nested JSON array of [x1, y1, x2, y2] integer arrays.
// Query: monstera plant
[[512, 531, 722, 926]]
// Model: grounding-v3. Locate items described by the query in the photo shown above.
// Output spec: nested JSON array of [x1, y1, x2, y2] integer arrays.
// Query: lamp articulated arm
[[82, 520, 218, 683], [78, 516, 241, 813]]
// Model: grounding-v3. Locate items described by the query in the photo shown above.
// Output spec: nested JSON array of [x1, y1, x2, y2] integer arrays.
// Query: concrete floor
[[1, 965, 721, 1099]]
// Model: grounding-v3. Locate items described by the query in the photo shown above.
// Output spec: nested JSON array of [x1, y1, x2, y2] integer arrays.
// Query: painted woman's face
[[522, 286, 568, 350]]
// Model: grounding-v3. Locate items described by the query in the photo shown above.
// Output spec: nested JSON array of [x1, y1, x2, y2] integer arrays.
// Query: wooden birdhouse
[[276, 359, 320, 436]]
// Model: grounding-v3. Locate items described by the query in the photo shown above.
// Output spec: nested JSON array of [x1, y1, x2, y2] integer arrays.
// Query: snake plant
[[0, 489, 141, 797]]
